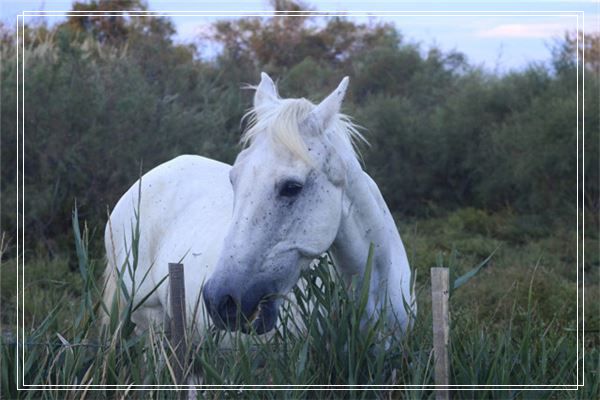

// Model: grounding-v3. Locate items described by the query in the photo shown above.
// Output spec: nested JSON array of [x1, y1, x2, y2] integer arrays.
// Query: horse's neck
[[330, 157, 413, 326]]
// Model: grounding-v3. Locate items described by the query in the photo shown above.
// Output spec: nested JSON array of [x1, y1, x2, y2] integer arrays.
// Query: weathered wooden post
[[431, 267, 450, 400], [169, 262, 187, 386]]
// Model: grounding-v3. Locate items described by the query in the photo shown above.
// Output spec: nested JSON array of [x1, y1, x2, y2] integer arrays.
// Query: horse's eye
[[279, 181, 303, 197]]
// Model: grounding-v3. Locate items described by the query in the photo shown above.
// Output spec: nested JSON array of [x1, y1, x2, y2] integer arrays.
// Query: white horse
[[103, 73, 416, 337]]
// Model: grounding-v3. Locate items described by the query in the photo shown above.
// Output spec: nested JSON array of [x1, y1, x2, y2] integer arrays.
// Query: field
[[1, 1, 599, 397], [1, 208, 598, 398]]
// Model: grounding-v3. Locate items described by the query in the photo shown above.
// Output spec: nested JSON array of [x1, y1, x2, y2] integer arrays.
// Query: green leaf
[[131, 273, 169, 314], [357, 243, 375, 321], [71, 206, 88, 282], [452, 246, 499, 292]]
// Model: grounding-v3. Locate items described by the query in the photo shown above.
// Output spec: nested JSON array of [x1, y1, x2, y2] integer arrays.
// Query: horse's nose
[[203, 279, 242, 329], [203, 278, 275, 331]]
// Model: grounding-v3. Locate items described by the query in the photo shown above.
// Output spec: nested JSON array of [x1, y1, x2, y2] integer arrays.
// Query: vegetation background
[[0, 0, 598, 397]]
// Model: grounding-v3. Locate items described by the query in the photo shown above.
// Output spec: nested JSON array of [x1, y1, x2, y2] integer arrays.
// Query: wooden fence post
[[431, 267, 450, 400], [169, 262, 187, 387]]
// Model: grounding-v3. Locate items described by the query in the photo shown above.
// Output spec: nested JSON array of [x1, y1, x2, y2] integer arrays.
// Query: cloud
[[477, 23, 567, 38]]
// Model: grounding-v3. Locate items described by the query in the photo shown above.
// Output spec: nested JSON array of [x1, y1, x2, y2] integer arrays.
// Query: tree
[[566, 31, 600, 72], [206, 0, 399, 73], [62, 0, 175, 44], [552, 31, 600, 74]]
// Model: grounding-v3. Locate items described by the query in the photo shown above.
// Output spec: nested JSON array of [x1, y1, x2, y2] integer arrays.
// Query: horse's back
[[104, 155, 233, 330], [105, 155, 232, 262]]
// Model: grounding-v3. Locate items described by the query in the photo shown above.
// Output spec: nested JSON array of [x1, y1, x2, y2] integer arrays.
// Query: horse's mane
[[241, 88, 365, 164]]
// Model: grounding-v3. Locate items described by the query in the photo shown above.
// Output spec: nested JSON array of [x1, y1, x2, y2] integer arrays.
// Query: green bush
[[1, 24, 246, 257], [1, 8, 597, 264]]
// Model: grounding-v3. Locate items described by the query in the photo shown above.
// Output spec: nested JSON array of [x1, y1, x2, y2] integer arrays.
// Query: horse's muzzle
[[203, 279, 279, 334]]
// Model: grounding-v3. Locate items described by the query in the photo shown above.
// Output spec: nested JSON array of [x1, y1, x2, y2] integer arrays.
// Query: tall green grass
[[0, 209, 597, 399]]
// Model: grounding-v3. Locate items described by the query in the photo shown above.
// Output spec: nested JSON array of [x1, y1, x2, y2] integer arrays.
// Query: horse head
[[203, 72, 361, 333]]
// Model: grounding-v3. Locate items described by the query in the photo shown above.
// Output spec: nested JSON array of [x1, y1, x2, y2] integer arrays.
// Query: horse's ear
[[254, 72, 278, 109], [309, 76, 349, 133]]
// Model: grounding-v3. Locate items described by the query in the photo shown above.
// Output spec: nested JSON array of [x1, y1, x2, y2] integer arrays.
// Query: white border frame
[[13, 8, 586, 392]]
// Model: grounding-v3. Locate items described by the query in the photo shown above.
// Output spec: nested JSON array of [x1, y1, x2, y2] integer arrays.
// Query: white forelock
[[241, 87, 365, 164]]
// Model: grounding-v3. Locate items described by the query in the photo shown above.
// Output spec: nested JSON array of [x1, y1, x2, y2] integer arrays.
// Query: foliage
[[0, 1, 597, 393], [1, 18, 242, 256], [0, 214, 597, 397], [1, 1, 597, 258], [557, 31, 600, 72], [210, 6, 400, 75], [64, 0, 176, 45]]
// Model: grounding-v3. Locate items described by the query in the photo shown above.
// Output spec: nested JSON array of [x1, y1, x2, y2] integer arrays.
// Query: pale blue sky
[[2, 0, 598, 72]]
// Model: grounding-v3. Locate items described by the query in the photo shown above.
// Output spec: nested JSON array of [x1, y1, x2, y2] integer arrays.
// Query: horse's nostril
[[218, 294, 238, 318], [203, 281, 242, 329], [215, 294, 241, 328]]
